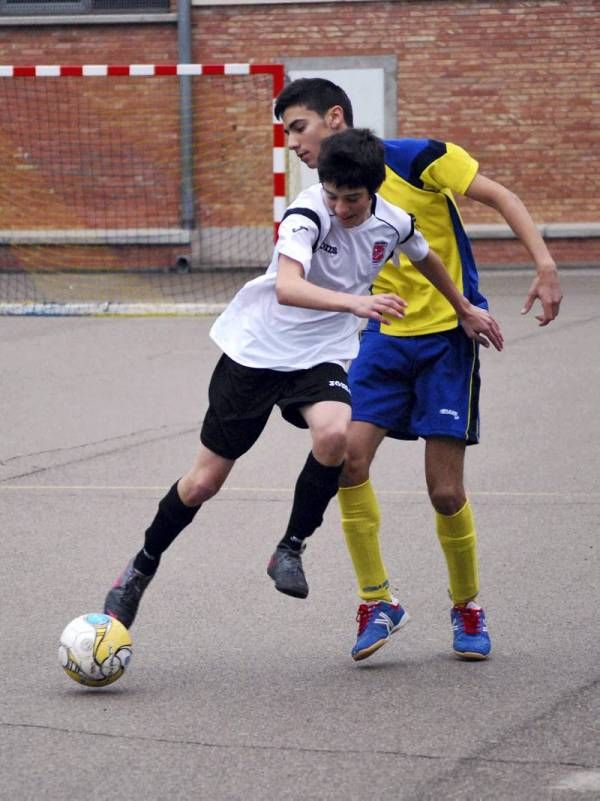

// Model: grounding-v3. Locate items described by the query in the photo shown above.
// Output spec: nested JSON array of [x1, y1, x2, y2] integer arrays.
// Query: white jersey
[[210, 183, 429, 371]]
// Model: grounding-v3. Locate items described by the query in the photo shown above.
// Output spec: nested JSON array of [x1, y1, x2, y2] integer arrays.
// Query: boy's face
[[281, 104, 346, 169], [322, 183, 372, 228]]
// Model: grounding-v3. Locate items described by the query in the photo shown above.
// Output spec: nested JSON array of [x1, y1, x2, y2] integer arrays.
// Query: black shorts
[[200, 353, 352, 460]]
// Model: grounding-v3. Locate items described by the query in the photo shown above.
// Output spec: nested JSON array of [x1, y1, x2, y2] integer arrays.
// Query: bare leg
[[340, 420, 387, 487], [301, 400, 350, 466], [424, 436, 466, 515], [178, 443, 236, 506], [425, 436, 478, 604]]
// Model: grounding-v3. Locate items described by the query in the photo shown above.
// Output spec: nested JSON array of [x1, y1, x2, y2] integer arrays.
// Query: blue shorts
[[349, 322, 481, 444]]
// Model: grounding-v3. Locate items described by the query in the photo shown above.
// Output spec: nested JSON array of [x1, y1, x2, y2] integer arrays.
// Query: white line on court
[[1, 485, 599, 499], [551, 771, 600, 791]]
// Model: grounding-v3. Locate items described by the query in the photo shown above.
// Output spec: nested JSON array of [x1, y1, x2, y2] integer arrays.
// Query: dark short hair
[[317, 128, 385, 195], [274, 77, 354, 127]]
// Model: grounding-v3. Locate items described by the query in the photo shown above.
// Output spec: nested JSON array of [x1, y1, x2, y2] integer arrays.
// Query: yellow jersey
[[375, 138, 488, 336]]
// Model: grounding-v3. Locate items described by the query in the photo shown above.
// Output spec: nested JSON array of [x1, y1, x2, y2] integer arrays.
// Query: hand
[[460, 304, 504, 351], [351, 293, 407, 324], [521, 267, 563, 326]]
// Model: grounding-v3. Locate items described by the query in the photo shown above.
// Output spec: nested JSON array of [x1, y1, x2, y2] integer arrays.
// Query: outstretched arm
[[275, 254, 407, 324], [412, 249, 504, 351], [465, 173, 563, 326]]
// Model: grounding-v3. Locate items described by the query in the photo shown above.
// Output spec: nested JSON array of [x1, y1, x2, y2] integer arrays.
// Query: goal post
[[0, 62, 286, 315]]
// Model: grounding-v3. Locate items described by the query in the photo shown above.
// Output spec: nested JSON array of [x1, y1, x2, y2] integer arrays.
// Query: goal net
[[0, 63, 286, 315]]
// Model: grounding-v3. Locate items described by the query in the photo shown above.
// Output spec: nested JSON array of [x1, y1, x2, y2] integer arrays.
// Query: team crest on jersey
[[371, 241, 386, 262]]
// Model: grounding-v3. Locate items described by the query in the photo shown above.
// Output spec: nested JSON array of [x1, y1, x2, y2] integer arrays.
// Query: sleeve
[[389, 209, 430, 264], [419, 141, 479, 196], [275, 211, 320, 276], [398, 225, 429, 263]]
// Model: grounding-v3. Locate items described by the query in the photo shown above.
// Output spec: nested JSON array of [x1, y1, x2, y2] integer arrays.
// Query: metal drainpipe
[[176, 0, 199, 271]]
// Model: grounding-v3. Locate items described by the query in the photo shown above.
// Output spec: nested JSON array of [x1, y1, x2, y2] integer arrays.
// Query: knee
[[340, 447, 370, 487], [428, 485, 466, 516], [312, 425, 347, 465], [180, 472, 224, 506]]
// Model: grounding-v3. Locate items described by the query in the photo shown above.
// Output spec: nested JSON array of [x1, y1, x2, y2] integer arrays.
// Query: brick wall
[[0, 29, 274, 271], [0, 0, 598, 269], [0, 23, 176, 64], [191, 0, 599, 266]]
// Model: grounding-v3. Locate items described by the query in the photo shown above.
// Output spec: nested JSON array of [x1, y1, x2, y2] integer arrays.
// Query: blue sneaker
[[351, 598, 410, 662], [451, 602, 491, 659]]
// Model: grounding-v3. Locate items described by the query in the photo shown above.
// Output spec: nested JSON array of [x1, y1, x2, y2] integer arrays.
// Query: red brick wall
[[0, 0, 598, 268], [0, 23, 176, 64], [0, 28, 274, 270], [191, 0, 599, 266], [471, 237, 595, 268]]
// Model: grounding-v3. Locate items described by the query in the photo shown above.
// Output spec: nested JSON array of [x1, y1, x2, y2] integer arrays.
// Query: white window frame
[[0, 0, 170, 16]]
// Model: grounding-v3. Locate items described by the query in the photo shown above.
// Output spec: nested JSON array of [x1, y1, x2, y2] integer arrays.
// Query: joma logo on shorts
[[439, 408, 459, 420], [329, 379, 350, 393]]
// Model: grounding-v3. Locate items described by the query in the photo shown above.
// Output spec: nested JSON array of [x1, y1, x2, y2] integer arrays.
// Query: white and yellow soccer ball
[[59, 613, 132, 687]]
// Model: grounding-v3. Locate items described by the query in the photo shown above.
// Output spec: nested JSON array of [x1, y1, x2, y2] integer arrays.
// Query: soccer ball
[[59, 613, 132, 687]]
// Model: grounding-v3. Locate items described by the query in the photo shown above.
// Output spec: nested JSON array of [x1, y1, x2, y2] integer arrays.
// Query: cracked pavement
[[1, 271, 599, 801]]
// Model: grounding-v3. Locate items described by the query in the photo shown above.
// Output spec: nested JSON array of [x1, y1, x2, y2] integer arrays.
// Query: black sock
[[278, 452, 343, 552], [133, 481, 201, 574], [133, 547, 161, 576]]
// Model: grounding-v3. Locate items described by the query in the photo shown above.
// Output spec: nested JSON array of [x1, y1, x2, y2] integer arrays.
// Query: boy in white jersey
[[102, 129, 502, 628]]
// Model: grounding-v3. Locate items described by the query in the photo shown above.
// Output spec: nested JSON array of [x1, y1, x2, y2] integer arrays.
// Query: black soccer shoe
[[267, 544, 309, 599], [104, 558, 154, 629]]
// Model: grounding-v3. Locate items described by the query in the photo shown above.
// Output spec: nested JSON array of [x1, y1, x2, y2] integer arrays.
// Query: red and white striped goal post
[[0, 62, 287, 240]]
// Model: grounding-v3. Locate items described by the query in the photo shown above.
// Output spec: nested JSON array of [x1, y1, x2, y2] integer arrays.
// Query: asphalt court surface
[[1, 269, 599, 801]]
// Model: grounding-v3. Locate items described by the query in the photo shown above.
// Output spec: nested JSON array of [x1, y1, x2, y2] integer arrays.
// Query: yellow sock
[[436, 499, 479, 604], [337, 480, 393, 602]]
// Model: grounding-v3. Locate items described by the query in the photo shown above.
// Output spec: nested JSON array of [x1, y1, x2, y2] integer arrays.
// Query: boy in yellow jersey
[[274, 78, 562, 661]]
